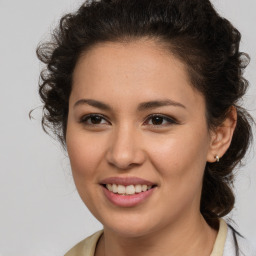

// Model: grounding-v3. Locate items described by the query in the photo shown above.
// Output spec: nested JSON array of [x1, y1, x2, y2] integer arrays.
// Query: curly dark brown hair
[[37, 0, 253, 231]]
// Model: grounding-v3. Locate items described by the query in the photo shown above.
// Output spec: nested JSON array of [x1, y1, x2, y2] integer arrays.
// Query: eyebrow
[[74, 99, 112, 111], [137, 99, 186, 111], [74, 98, 186, 111]]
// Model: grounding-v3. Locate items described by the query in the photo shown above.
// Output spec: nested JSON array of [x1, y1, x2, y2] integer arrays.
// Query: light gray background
[[0, 0, 255, 255]]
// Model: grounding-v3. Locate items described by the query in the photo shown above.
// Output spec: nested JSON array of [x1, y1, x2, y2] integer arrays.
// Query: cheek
[[148, 127, 209, 192], [66, 128, 107, 213], [66, 128, 104, 181]]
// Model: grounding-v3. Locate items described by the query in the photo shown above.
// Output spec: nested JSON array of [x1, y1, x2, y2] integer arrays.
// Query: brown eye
[[151, 116, 165, 125], [80, 114, 109, 125], [90, 115, 103, 124], [145, 114, 177, 126]]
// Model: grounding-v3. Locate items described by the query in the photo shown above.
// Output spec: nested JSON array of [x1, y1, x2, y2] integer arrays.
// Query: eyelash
[[80, 114, 107, 126], [79, 114, 178, 127], [145, 114, 178, 126]]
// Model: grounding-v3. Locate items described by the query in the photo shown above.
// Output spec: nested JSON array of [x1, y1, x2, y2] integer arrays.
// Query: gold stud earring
[[215, 155, 220, 162]]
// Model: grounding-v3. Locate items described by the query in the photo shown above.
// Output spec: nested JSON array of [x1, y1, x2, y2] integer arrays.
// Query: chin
[[101, 213, 160, 238], [108, 225, 154, 238]]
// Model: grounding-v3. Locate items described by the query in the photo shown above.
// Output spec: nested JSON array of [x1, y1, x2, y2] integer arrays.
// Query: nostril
[[106, 142, 146, 170], [108, 161, 138, 171]]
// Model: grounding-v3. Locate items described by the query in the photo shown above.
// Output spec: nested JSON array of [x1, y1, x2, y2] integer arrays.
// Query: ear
[[207, 106, 237, 163]]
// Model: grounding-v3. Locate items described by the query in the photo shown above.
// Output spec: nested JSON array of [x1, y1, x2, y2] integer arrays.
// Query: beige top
[[65, 219, 228, 256]]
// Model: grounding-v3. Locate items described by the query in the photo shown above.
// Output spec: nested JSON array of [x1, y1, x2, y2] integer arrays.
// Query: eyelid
[[143, 114, 178, 126], [80, 114, 110, 125], [79, 113, 179, 127]]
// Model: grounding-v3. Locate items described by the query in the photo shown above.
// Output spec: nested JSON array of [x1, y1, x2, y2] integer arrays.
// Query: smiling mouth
[[102, 184, 156, 196]]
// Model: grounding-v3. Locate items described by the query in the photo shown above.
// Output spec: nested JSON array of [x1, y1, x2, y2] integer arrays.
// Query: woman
[[37, 0, 255, 255]]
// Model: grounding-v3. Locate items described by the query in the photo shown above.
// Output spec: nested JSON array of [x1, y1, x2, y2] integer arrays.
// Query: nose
[[106, 124, 146, 170]]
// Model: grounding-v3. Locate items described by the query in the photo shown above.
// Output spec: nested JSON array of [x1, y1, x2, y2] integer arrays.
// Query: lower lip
[[102, 186, 155, 207]]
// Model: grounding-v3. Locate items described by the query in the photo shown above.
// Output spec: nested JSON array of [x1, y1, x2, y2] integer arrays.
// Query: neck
[[95, 214, 218, 256]]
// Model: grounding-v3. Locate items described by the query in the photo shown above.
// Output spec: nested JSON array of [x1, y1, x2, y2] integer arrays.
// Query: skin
[[66, 39, 237, 256]]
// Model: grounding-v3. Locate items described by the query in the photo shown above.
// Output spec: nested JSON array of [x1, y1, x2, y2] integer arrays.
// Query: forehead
[[71, 40, 205, 113], [74, 39, 188, 83]]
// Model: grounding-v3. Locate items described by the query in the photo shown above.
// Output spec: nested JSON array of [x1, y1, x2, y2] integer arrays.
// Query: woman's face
[[66, 40, 214, 237]]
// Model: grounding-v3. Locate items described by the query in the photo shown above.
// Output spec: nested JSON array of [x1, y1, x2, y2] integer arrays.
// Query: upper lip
[[100, 176, 156, 186]]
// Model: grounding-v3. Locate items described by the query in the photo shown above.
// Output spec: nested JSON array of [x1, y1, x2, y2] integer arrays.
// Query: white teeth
[[126, 185, 135, 195], [135, 184, 142, 193], [106, 184, 153, 195], [117, 185, 126, 195], [106, 184, 113, 192], [112, 184, 118, 193], [142, 185, 147, 192]]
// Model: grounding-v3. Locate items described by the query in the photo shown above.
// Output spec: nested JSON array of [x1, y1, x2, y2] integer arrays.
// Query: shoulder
[[64, 230, 103, 256], [223, 225, 256, 256]]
